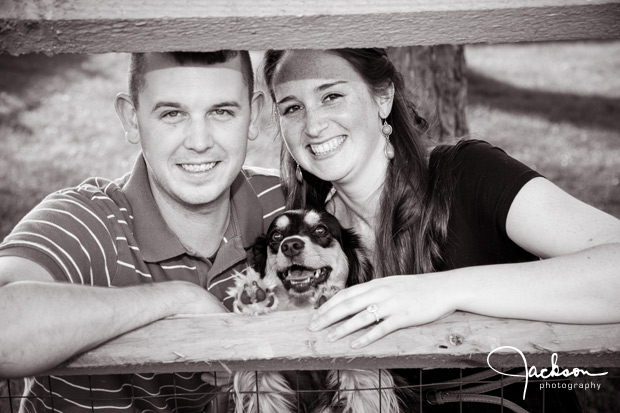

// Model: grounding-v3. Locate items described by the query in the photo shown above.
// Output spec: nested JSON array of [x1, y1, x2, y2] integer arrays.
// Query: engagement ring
[[366, 304, 380, 323]]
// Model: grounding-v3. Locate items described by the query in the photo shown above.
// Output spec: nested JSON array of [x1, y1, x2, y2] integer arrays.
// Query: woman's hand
[[309, 274, 457, 348]]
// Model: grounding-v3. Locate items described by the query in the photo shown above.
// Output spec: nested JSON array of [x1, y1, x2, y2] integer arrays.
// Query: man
[[0, 51, 284, 411]]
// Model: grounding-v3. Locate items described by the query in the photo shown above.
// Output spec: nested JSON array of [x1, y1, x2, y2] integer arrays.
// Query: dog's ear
[[341, 228, 373, 286], [250, 234, 269, 277]]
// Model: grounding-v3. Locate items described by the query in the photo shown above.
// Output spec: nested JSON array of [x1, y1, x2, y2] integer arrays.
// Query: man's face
[[134, 54, 252, 211]]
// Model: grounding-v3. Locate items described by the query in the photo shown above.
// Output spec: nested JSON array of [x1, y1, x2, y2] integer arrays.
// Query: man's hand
[[167, 281, 229, 315]]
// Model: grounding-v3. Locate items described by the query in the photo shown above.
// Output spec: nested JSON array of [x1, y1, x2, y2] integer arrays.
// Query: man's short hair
[[128, 51, 254, 108]]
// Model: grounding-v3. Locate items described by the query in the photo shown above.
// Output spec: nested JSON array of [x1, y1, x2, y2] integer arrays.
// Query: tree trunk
[[388, 45, 468, 142]]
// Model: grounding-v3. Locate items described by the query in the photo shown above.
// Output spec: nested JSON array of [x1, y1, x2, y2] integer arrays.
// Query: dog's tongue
[[287, 265, 314, 280]]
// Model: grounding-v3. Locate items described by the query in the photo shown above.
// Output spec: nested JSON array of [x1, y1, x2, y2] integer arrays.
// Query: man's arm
[[0, 256, 226, 378]]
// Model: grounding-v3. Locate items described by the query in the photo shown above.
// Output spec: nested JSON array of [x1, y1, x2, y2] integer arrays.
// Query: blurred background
[[1, 41, 619, 410]]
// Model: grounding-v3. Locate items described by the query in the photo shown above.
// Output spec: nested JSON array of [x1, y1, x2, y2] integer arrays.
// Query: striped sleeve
[[243, 166, 286, 230], [0, 180, 122, 286]]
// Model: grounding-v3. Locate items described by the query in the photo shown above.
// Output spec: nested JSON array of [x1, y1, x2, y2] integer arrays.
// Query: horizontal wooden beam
[[1, 0, 619, 55], [48, 311, 620, 376]]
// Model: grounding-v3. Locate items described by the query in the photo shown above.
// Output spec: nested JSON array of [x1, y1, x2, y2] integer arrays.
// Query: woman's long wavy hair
[[262, 48, 452, 276]]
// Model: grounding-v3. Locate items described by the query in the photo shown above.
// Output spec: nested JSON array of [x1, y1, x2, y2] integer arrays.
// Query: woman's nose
[[303, 109, 328, 138]]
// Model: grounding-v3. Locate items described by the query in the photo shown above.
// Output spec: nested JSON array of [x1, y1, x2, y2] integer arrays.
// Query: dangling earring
[[295, 163, 304, 183], [382, 118, 394, 160]]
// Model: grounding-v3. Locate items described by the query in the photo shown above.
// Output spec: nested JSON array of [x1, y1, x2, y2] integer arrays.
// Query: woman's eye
[[324, 93, 342, 102], [282, 104, 301, 116]]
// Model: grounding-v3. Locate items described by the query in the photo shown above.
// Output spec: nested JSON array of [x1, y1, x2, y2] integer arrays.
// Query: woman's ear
[[248, 90, 266, 141], [376, 82, 395, 119], [115, 93, 141, 144]]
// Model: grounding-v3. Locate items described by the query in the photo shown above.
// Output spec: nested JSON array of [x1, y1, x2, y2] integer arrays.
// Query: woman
[[262, 48, 620, 411]]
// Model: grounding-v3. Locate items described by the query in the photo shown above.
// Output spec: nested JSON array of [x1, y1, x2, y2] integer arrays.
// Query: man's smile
[[179, 162, 218, 173]]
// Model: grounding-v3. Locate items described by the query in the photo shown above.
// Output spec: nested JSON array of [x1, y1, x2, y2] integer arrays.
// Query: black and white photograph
[[1, 1, 619, 412]]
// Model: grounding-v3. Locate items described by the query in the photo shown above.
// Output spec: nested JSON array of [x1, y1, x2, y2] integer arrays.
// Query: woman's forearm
[[447, 243, 620, 324]]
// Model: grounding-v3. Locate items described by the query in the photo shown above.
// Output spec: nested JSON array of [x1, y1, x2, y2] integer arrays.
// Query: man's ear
[[376, 82, 395, 119], [115, 93, 141, 144], [248, 90, 265, 141]]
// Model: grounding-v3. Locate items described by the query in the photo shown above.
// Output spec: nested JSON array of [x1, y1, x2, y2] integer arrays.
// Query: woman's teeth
[[310, 136, 345, 155], [181, 162, 216, 172]]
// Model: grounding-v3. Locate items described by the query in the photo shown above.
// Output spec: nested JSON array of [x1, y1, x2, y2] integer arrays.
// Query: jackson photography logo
[[487, 346, 608, 399]]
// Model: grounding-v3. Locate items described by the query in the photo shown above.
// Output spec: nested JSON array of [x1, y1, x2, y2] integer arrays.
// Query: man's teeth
[[310, 136, 345, 155], [181, 163, 216, 172]]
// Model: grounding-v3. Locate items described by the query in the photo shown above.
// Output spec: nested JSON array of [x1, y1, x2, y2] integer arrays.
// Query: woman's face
[[271, 50, 392, 185]]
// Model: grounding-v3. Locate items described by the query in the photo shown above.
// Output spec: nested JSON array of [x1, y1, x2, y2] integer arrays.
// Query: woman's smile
[[309, 136, 346, 156]]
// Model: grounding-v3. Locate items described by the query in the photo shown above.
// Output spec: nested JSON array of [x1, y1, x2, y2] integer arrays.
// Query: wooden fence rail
[[1, 0, 619, 379], [1, 0, 620, 55], [48, 311, 620, 376]]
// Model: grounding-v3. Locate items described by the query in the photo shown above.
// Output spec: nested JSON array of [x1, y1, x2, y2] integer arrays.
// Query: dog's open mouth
[[278, 265, 332, 293]]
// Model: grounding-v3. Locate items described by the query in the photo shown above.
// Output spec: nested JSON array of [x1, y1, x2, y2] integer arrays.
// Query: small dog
[[227, 209, 411, 413]]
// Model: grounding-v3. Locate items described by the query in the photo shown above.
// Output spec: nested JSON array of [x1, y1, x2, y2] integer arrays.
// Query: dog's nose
[[281, 238, 305, 257]]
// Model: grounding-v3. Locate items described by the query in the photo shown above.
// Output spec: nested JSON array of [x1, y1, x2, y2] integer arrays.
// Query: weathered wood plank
[[47, 311, 620, 376], [1, 0, 619, 55]]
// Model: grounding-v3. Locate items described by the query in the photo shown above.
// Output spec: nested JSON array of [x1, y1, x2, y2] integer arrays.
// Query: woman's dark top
[[396, 139, 581, 412]]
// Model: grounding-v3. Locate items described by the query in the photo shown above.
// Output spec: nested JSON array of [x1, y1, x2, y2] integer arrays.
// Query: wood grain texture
[[47, 311, 620, 376], [1, 0, 619, 54]]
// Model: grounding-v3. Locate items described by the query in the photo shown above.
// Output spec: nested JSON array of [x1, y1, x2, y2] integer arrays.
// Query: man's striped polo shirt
[[0, 155, 285, 412]]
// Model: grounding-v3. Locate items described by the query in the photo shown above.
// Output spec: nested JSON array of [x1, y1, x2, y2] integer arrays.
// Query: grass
[[465, 41, 620, 219], [1, 41, 619, 411], [0, 53, 141, 239]]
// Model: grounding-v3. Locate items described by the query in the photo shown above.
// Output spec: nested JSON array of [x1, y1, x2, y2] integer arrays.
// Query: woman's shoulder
[[429, 138, 535, 177], [429, 138, 496, 164], [428, 138, 542, 206]]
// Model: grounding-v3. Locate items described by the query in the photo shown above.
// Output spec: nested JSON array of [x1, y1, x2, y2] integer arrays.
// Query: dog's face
[[244, 208, 371, 311], [264, 209, 350, 300], [262, 209, 352, 302]]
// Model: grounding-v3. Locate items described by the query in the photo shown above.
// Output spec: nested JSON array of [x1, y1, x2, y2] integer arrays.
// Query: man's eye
[[162, 110, 180, 118], [160, 110, 186, 123], [212, 108, 236, 119]]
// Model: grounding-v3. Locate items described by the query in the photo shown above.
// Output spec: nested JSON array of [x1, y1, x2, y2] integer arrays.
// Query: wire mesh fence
[[2, 367, 619, 412]]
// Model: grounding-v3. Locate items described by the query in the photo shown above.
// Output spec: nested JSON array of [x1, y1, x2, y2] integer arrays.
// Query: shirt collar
[[122, 155, 264, 263], [230, 170, 265, 250], [122, 155, 186, 262]]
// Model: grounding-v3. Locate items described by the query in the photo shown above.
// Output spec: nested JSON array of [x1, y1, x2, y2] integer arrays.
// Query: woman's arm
[[310, 178, 620, 347], [457, 177, 620, 322]]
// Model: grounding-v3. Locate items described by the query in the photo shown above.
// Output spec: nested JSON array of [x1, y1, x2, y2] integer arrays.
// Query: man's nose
[[184, 120, 214, 152]]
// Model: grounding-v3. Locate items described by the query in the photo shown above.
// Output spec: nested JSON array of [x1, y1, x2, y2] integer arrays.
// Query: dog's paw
[[228, 268, 278, 315], [313, 285, 342, 309]]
